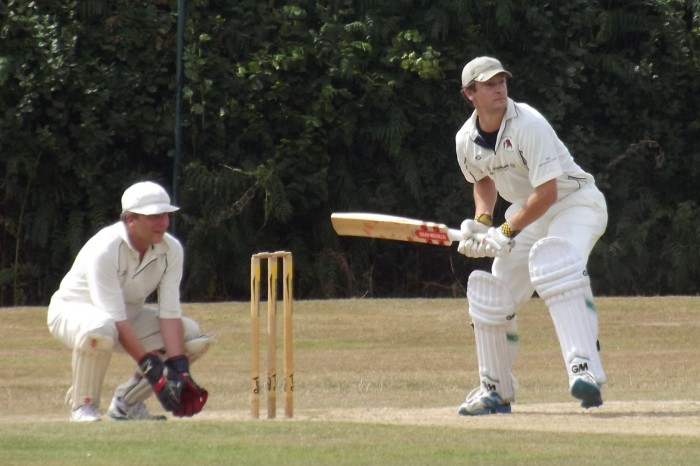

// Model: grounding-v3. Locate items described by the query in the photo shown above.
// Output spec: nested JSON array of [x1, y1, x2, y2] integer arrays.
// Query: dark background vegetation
[[1, 0, 699, 305]]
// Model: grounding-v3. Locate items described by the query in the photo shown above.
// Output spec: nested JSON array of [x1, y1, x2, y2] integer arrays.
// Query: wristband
[[166, 355, 190, 374], [499, 221, 519, 238], [474, 213, 493, 226]]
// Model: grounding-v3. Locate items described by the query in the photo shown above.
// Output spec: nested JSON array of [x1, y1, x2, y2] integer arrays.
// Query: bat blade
[[330, 212, 462, 246]]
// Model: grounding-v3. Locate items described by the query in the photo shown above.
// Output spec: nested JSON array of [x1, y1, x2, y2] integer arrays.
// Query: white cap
[[461, 56, 512, 87], [121, 181, 179, 215]]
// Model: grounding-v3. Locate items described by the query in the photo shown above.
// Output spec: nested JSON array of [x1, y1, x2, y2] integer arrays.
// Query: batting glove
[[457, 218, 492, 258], [483, 223, 517, 257]]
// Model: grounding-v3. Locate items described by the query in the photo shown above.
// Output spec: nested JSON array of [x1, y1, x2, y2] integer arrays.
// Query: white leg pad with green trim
[[467, 271, 517, 402], [529, 237, 606, 385]]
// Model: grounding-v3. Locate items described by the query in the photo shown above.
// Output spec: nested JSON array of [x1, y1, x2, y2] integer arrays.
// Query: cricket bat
[[330, 212, 471, 246]]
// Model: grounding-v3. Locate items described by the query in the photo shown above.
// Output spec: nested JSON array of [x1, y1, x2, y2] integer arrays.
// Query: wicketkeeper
[[47, 181, 212, 422], [455, 57, 608, 415]]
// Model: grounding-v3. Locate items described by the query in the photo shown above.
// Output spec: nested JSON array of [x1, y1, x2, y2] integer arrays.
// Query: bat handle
[[447, 229, 462, 242], [448, 229, 487, 244]]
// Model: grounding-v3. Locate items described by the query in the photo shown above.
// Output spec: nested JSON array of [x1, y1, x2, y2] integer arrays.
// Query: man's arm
[[473, 177, 498, 216], [115, 318, 185, 361], [506, 178, 558, 232], [116, 319, 184, 413], [155, 237, 186, 357], [479, 178, 558, 257], [116, 320, 148, 361], [160, 317, 185, 357]]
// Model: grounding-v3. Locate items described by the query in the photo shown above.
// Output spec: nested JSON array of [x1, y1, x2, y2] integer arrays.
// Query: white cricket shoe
[[71, 404, 101, 422], [458, 387, 512, 416], [570, 372, 603, 409], [107, 397, 167, 421]]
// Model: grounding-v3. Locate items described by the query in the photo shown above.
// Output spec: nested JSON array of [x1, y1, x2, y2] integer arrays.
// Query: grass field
[[2, 296, 700, 465]]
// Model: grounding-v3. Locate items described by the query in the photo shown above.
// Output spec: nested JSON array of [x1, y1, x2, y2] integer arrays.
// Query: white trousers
[[47, 301, 202, 353], [492, 186, 608, 305]]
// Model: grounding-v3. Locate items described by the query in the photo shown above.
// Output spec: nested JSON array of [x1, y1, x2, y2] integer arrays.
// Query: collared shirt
[[456, 98, 595, 206], [51, 222, 183, 321]]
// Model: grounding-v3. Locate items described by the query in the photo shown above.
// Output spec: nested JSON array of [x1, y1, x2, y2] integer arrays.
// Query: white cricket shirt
[[51, 222, 183, 321], [456, 98, 595, 205]]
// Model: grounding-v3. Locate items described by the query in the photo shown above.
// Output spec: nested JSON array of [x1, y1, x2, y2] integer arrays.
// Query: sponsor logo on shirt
[[489, 163, 516, 174]]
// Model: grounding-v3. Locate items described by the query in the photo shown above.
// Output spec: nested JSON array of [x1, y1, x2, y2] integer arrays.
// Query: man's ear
[[462, 88, 472, 102]]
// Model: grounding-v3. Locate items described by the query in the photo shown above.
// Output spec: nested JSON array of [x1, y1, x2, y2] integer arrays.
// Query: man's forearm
[[507, 179, 558, 231], [116, 320, 148, 361], [473, 178, 498, 216], [160, 318, 185, 357]]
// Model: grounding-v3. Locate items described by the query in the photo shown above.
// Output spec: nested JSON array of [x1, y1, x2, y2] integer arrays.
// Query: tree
[[1, 0, 698, 304]]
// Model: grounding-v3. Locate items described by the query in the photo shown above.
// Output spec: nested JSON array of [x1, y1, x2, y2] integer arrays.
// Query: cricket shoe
[[458, 387, 512, 416], [570, 373, 603, 409], [71, 404, 101, 422], [107, 397, 167, 421]]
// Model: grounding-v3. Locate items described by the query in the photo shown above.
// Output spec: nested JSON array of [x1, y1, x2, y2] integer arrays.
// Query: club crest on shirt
[[503, 138, 514, 151]]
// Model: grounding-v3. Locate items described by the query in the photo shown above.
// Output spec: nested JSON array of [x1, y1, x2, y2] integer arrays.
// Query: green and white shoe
[[570, 373, 603, 408]]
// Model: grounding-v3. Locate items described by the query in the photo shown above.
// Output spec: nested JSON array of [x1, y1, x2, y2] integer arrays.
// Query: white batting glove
[[483, 226, 515, 257], [457, 219, 491, 258], [458, 237, 488, 257], [460, 219, 489, 239]]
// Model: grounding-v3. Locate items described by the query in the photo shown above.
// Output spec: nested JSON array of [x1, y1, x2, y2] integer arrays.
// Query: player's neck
[[476, 107, 506, 133], [476, 113, 502, 133], [127, 235, 149, 260]]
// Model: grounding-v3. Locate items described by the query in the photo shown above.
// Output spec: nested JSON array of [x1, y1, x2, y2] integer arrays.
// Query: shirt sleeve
[[520, 121, 564, 187], [157, 238, 184, 319], [456, 128, 485, 184]]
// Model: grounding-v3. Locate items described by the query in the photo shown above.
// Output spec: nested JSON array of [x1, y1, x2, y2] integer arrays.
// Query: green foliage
[[1, 0, 699, 304]]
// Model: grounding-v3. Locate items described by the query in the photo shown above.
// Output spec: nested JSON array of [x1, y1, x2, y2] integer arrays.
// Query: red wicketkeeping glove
[[165, 355, 208, 417]]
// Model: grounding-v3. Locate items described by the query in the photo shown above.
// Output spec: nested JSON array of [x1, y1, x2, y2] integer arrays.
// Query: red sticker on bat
[[414, 229, 449, 242]]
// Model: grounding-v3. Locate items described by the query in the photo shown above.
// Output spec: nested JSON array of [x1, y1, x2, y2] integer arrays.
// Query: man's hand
[[483, 225, 516, 257], [138, 352, 183, 412], [165, 355, 208, 417], [457, 219, 491, 258]]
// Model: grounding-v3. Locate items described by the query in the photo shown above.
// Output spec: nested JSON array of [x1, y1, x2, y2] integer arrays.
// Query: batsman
[[47, 181, 212, 422], [455, 57, 608, 415]]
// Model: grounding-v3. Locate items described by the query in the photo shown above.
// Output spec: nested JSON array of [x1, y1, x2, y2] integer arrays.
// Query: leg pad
[[467, 271, 517, 402], [529, 237, 606, 385]]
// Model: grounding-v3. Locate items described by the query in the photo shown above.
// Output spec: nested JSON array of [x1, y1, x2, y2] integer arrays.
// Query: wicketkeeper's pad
[[70, 332, 113, 409]]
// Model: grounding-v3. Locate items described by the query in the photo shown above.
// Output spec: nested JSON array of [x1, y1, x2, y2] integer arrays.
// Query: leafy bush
[[1, 0, 698, 304]]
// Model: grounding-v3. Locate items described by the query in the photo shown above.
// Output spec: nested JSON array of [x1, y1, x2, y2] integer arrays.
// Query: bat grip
[[447, 229, 486, 244]]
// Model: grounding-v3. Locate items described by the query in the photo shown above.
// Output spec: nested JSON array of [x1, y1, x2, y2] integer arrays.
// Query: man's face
[[127, 213, 170, 248], [464, 73, 508, 113]]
